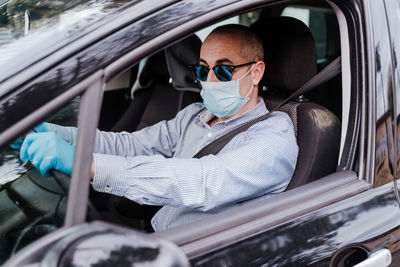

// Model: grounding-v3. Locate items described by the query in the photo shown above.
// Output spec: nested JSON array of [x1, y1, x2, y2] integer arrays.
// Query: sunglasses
[[190, 62, 255, 82]]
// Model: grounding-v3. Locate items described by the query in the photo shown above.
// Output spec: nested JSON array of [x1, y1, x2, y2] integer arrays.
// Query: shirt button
[[104, 185, 110, 193], [207, 132, 213, 138]]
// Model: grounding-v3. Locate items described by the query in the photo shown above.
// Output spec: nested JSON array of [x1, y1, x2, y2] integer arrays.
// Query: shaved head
[[207, 24, 264, 62]]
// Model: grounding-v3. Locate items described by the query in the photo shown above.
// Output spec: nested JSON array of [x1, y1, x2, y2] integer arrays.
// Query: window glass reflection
[[369, 0, 395, 186], [383, 0, 400, 180], [0, 1, 133, 66], [0, 97, 79, 264]]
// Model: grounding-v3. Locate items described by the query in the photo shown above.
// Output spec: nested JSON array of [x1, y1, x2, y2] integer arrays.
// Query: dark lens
[[215, 66, 232, 81], [195, 66, 209, 81]]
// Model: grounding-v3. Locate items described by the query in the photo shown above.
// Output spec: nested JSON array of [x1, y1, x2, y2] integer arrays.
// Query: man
[[17, 24, 298, 231]]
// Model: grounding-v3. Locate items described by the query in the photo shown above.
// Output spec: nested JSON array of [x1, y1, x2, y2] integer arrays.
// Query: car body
[[0, 0, 400, 266]]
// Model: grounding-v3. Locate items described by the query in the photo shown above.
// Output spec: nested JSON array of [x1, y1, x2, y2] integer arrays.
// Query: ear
[[251, 61, 265, 86]]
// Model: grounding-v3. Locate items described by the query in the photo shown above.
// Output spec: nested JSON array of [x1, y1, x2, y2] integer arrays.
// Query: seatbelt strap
[[193, 56, 341, 158]]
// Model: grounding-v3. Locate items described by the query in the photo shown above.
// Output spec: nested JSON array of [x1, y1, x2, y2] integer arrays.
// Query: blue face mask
[[200, 66, 254, 118]]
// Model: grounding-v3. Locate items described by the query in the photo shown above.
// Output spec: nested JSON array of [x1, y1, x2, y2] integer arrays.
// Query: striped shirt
[[52, 98, 298, 231]]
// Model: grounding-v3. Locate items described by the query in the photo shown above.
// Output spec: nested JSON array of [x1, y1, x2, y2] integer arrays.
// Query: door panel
[[189, 184, 400, 266]]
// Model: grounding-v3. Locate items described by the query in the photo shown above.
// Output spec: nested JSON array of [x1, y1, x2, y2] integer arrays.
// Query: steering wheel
[[9, 166, 100, 255]]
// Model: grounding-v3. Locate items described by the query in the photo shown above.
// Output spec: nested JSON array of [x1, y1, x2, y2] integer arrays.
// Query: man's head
[[207, 24, 264, 62], [198, 24, 265, 120]]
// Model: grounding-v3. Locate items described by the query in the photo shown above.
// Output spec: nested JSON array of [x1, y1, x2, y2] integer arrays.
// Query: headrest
[[164, 34, 202, 92], [251, 17, 317, 92], [138, 52, 169, 87]]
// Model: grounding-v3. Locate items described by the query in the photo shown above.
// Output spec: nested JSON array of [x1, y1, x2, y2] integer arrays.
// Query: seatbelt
[[193, 56, 341, 158]]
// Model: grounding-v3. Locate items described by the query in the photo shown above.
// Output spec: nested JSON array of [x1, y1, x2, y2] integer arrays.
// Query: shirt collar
[[199, 97, 269, 128]]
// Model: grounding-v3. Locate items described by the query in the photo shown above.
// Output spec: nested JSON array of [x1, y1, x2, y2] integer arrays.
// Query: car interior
[[91, 0, 344, 231], [0, 0, 348, 263]]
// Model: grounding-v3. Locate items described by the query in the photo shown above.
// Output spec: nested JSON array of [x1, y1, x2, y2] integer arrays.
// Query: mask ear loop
[[240, 64, 256, 98], [238, 63, 256, 80], [245, 84, 254, 98]]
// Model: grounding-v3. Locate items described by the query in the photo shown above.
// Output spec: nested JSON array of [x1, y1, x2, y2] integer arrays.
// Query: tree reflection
[[0, 0, 132, 38]]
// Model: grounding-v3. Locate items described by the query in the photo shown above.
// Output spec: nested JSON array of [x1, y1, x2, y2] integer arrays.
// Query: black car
[[0, 0, 399, 266]]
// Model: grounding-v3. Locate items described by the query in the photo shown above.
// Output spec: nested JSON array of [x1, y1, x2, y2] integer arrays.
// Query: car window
[[0, 97, 79, 265], [95, 4, 368, 260], [93, 1, 346, 236]]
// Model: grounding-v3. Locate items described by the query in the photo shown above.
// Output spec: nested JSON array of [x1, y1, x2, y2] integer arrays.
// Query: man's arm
[[92, 118, 180, 157], [91, 115, 298, 211], [47, 119, 180, 158], [16, 104, 203, 177], [51, 103, 202, 158]]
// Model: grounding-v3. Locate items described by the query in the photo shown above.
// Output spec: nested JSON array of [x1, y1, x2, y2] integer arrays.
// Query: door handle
[[353, 248, 391, 267]]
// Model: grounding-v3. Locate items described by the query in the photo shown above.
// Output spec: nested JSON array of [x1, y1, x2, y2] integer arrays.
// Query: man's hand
[[20, 132, 75, 176], [10, 122, 49, 149]]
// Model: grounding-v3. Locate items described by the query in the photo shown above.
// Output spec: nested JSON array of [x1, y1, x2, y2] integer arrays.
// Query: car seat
[[98, 66, 138, 131], [112, 34, 202, 132], [251, 17, 341, 189]]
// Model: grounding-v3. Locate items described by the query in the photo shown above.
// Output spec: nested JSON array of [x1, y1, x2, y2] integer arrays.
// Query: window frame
[[64, 70, 104, 226], [98, 0, 367, 259]]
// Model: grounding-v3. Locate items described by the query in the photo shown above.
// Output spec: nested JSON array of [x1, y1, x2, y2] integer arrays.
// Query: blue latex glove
[[10, 122, 50, 149], [19, 132, 75, 176]]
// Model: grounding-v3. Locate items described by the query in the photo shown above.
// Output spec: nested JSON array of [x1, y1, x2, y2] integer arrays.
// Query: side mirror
[[5, 222, 189, 267]]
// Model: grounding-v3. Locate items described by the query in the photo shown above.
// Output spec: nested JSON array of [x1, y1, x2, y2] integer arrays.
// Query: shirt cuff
[[47, 123, 78, 146], [92, 153, 127, 196]]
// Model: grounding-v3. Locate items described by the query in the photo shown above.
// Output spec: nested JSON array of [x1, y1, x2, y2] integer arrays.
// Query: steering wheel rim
[[10, 167, 100, 255]]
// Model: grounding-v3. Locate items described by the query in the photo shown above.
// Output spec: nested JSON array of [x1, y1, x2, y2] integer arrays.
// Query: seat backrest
[[112, 35, 202, 132], [251, 17, 341, 189]]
